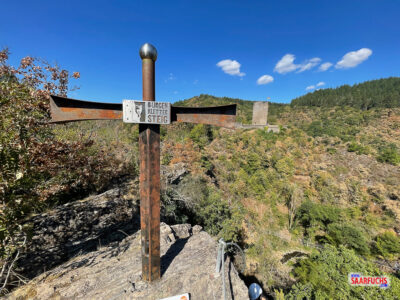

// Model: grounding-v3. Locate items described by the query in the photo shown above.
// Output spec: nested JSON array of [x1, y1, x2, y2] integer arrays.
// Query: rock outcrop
[[9, 223, 249, 300], [17, 163, 192, 281], [16, 180, 140, 280]]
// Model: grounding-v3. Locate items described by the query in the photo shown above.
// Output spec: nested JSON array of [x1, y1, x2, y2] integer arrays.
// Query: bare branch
[[0, 236, 27, 293]]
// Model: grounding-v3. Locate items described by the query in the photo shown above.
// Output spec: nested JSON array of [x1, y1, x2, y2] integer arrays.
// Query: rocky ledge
[[15, 180, 141, 280], [9, 223, 248, 300]]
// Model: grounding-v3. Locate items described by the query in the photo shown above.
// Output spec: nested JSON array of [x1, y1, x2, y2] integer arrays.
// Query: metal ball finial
[[139, 43, 157, 61]]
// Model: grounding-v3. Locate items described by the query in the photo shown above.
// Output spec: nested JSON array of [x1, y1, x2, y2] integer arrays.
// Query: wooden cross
[[49, 43, 236, 282]]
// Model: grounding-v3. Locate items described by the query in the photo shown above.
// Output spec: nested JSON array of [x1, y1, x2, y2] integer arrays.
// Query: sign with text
[[123, 100, 171, 124], [160, 293, 190, 300]]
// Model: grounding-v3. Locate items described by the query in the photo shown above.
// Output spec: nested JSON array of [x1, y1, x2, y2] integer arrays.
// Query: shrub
[[325, 223, 370, 255], [172, 175, 239, 239], [195, 189, 232, 236], [327, 147, 337, 154], [287, 245, 400, 299], [219, 203, 244, 243], [189, 124, 213, 148], [297, 201, 341, 229], [312, 171, 339, 203], [0, 49, 131, 290], [274, 157, 294, 176], [377, 144, 400, 165], [161, 152, 172, 165], [243, 152, 263, 174], [374, 232, 400, 259], [347, 142, 370, 155]]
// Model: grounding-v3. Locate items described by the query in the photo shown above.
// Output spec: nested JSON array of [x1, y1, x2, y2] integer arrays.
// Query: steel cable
[[215, 238, 246, 300]]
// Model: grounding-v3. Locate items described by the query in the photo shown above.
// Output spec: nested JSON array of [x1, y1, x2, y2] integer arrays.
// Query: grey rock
[[161, 162, 188, 185], [192, 225, 203, 235], [171, 223, 192, 239], [16, 180, 140, 280], [9, 224, 249, 300]]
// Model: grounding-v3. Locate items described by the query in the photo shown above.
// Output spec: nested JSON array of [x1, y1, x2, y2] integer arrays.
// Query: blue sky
[[1, 1, 399, 104]]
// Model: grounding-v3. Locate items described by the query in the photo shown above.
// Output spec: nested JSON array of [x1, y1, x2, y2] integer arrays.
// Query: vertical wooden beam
[[139, 44, 160, 281]]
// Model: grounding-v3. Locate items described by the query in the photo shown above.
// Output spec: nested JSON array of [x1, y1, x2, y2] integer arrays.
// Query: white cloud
[[216, 59, 245, 77], [335, 48, 372, 69], [173, 91, 178, 94], [257, 75, 274, 85], [274, 54, 298, 74], [164, 73, 176, 83], [297, 57, 321, 73], [319, 62, 333, 71], [306, 81, 326, 91], [193, 79, 199, 85], [274, 54, 321, 74]]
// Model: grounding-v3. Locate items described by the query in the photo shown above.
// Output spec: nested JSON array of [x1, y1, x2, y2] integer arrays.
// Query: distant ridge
[[173, 94, 286, 124], [291, 77, 400, 109]]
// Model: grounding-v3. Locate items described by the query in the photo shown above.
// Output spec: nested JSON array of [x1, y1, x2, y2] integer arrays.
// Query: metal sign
[[123, 100, 171, 124]]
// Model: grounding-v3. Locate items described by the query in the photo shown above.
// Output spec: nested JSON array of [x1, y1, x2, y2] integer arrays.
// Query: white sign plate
[[160, 293, 190, 300], [123, 100, 171, 124]]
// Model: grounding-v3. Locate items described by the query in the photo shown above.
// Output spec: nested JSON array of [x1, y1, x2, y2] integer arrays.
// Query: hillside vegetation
[[60, 95, 400, 298], [170, 94, 400, 299], [1, 51, 400, 298]]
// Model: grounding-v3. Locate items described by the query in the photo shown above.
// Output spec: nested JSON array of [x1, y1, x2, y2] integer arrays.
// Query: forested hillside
[[291, 77, 400, 109]]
